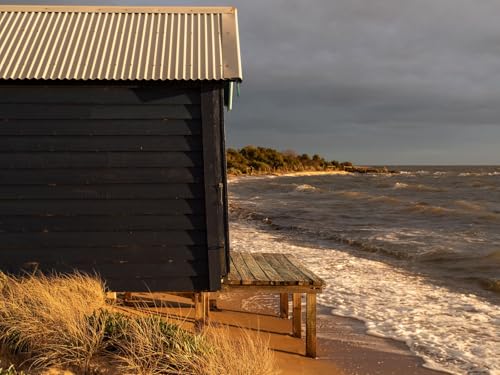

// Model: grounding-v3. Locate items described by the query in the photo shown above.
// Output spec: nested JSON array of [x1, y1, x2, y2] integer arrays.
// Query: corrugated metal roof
[[0, 5, 242, 81]]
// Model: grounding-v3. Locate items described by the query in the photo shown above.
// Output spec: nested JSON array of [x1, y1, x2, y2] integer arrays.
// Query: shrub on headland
[[227, 146, 349, 175], [226, 146, 395, 175]]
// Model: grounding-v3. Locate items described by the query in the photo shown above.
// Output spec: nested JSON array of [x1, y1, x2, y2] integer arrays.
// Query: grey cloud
[[5, 0, 500, 164]]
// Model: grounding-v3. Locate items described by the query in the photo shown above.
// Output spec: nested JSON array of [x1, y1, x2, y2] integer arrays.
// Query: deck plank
[[230, 251, 254, 285], [284, 255, 324, 286], [271, 253, 311, 286], [263, 253, 301, 285], [251, 253, 286, 285], [240, 252, 270, 285], [227, 257, 242, 284], [280, 255, 316, 285]]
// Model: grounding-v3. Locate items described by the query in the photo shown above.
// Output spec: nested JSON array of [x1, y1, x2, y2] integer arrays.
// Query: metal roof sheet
[[0, 5, 242, 81]]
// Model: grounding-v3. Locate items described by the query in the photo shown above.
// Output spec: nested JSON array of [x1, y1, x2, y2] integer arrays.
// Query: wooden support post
[[105, 291, 117, 302], [279, 293, 289, 319], [194, 293, 204, 326], [209, 298, 219, 311], [123, 291, 132, 303], [292, 293, 302, 338], [203, 293, 210, 320], [194, 293, 210, 329], [306, 293, 317, 358]]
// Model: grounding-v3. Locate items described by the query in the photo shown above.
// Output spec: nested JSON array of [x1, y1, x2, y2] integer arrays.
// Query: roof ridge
[[0, 5, 236, 14]]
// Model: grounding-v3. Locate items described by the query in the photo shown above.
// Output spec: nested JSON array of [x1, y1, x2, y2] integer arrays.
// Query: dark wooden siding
[[0, 83, 224, 292]]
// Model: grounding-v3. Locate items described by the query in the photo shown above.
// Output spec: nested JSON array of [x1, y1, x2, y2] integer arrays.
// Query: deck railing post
[[292, 293, 302, 338], [279, 293, 289, 319], [306, 293, 317, 358]]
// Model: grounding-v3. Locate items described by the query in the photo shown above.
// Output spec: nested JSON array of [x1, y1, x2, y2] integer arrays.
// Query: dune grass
[[0, 273, 108, 371], [0, 272, 278, 375], [198, 325, 277, 375]]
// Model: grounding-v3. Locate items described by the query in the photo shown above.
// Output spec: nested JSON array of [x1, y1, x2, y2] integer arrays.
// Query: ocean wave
[[335, 190, 372, 199], [398, 170, 432, 175], [393, 182, 445, 192], [459, 171, 500, 177], [478, 278, 500, 293], [230, 220, 500, 374], [452, 201, 500, 221], [454, 200, 484, 211], [393, 182, 409, 189], [294, 183, 319, 192], [369, 195, 404, 205], [405, 202, 453, 216]]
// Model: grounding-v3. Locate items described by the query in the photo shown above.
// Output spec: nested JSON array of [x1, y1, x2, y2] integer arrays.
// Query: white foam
[[394, 182, 409, 189], [230, 220, 500, 375], [294, 184, 318, 192]]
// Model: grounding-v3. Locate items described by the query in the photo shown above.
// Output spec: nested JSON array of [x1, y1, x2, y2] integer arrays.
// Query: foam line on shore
[[229, 219, 500, 375]]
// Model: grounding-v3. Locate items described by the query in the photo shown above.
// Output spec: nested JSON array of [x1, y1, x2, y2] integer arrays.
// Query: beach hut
[[0, 5, 242, 292]]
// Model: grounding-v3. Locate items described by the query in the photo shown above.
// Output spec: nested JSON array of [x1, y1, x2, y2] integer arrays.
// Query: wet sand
[[216, 292, 446, 375]]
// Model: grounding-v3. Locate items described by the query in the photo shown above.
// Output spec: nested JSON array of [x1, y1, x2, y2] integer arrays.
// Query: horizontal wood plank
[[0, 168, 202, 184], [0, 152, 203, 169], [0, 246, 208, 264], [0, 184, 203, 200], [0, 136, 201, 152], [0, 199, 204, 216], [0, 215, 205, 232], [0, 87, 201, 105], [0, 231, 206, 248], [105, 277, 209, 292], [0, 119, 201, 136], [0, 104, 201, 119], [0, 261, 209, 279]]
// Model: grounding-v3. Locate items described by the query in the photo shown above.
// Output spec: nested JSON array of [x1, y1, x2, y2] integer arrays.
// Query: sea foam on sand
[[229, 220, 500, 375]]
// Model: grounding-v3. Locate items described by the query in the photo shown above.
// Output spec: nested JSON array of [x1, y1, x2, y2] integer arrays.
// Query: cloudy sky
[[11, 0, 500, 164]]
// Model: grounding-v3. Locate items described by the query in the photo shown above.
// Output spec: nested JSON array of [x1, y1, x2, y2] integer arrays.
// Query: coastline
[[228, 170, 353, 181], [227, 166, 396, 180], [227, 217, 450, 374], [215, 292, 447, 375]]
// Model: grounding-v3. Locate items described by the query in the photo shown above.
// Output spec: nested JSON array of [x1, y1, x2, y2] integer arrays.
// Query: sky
[[9, 0, 500, 165]]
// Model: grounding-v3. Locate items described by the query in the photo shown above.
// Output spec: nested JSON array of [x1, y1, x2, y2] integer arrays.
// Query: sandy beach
[[118, 291, 445, 375], [228, 170, 353, 181]]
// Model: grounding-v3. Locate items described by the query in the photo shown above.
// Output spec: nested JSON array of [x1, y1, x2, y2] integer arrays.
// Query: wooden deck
[[221, 251, 325, 358]]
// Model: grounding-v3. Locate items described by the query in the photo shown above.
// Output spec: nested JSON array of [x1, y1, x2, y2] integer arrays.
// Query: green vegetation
[[227, 146, 352, 175]]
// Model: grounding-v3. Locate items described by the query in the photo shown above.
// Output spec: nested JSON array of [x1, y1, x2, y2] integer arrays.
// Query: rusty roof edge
[[0, 5, 237, 14]]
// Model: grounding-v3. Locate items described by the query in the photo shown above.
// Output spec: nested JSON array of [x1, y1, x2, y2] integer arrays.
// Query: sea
[[228, 166, 500, 375]]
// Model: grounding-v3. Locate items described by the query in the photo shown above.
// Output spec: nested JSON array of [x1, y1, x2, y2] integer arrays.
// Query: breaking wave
[[294, 183, 319, 192], [393, 182, 445, 192]]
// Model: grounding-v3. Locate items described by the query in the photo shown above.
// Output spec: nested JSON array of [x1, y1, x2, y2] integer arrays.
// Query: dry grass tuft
[[0, 273, 278, 374], [196, 325, 279, 375], [0, 273, 108, 371]]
